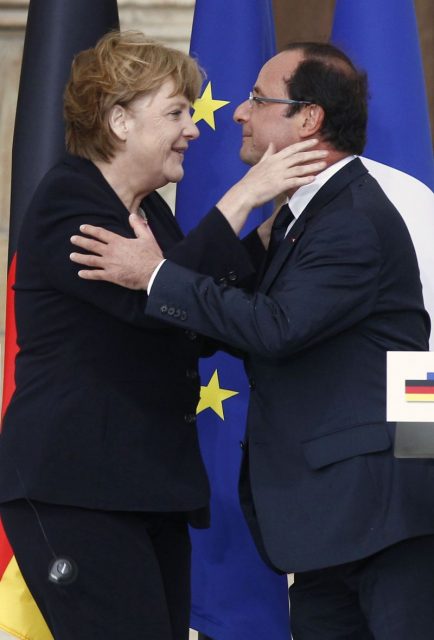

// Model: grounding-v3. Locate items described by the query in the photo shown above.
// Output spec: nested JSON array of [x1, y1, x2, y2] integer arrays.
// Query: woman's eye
[[169, 110, 182, 118]]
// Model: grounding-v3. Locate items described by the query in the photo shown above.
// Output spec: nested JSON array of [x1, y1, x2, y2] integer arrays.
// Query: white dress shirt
[[284, 155, 356, 236]]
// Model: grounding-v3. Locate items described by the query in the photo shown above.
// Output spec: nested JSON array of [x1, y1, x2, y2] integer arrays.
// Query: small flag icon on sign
[[405, 373, 434, 402]]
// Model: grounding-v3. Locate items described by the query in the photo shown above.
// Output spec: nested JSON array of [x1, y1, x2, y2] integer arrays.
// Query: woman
[[0, 31, 325, 640]]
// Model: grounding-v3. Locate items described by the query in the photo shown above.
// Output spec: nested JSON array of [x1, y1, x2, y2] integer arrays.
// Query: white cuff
[[147, 259, 166, 294]]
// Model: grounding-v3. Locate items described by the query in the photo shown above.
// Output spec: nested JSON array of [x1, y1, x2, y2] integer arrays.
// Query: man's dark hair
[[283, 42, 368, 155]]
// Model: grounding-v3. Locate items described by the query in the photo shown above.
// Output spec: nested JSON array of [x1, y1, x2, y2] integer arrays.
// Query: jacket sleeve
[[29, 172, 158, 329], [167, 206, 257, 287], [144, 208, 383, 358], [241, 227, 267, 272], [31, 172, 255, 330]]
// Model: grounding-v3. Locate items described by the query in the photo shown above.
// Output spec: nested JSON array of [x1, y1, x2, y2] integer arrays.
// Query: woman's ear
[[108, 104, 128, 141], [299, 104, 325, 139]]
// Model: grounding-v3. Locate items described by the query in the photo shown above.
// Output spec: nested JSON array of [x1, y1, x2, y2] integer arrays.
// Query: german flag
[[405, 374, 434, 402], [0, 1, 119, 638]]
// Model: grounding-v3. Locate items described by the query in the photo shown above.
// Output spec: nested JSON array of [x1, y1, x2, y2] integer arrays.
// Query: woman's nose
[[185, 114, 200, 139]]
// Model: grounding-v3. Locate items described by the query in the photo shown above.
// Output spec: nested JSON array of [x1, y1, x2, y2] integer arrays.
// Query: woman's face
[[123, 78, 199, 189]]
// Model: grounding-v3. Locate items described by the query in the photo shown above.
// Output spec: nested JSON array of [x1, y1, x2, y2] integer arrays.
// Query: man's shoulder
[[349, 171, 411, 238]]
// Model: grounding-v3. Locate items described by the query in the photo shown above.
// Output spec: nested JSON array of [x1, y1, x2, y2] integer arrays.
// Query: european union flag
[[331, 0, 434, 347], [175, 1, 290, 638]]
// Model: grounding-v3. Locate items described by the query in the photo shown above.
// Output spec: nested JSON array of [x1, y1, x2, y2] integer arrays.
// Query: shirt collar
[[288, 155, 356, 219]]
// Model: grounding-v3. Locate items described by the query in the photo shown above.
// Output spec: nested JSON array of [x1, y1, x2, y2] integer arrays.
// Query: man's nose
[[233, 99, 250, 124]]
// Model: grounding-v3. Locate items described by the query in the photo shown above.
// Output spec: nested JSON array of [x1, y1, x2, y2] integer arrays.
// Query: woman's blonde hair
[[64, 30, 203, 161]]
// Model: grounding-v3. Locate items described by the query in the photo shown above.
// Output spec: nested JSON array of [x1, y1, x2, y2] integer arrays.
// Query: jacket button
[[248, 378, 256, 390], [184, 413, 196, 424], [218, 276, 227, 285], [228, 271, 237, 282], [185, 330, 197, 341], [186, 369, 198, 379], [240, 440, 246, 450], [160, 304, 168, 314]]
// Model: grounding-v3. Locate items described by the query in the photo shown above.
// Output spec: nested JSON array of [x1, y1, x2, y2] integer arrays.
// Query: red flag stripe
[[405, 386, 434, 394], [2, 253, 18, 422], [0, 253, 19, 580]]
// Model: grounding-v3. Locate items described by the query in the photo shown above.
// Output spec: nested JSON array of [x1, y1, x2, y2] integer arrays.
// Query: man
[[71, 43, 434, 639]]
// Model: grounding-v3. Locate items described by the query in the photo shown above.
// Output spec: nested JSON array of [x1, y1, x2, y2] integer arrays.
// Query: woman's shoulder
[[27, 154, 124, 225], [34, 154, 111, 201]]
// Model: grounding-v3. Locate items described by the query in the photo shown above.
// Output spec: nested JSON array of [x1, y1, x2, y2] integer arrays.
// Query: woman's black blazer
[[0, 154, 253, 517]]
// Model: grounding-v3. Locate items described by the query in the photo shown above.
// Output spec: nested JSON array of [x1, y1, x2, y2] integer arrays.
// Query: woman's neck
[[93, 156, 150, 215]]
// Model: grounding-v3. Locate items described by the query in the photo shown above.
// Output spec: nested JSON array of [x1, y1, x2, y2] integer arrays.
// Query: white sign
[[387, 351, 434, 422]]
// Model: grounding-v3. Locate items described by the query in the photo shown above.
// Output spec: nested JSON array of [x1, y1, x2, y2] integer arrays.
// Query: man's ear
[[299, 104, 325, 139], [108, 104, 128, 142]]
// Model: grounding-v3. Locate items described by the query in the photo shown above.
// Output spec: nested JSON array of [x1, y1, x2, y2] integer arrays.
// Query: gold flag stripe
[[405, 393, 434, 402], [0, 555, 53, 640]]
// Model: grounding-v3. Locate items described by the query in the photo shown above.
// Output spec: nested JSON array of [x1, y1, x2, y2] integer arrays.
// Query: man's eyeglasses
[[248, 91, 312, 107]]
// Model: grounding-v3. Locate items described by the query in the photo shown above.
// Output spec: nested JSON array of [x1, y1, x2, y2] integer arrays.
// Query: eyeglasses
[[248, 91, 312, 107]]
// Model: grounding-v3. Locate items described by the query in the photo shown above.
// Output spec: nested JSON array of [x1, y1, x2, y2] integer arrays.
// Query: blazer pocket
[[302, 422, 391, 470]]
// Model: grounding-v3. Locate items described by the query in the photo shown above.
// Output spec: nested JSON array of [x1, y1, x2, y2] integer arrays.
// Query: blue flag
[[331, 0, 434, 342], [175, 1, 290, 638], [331, 0, 434, 190]]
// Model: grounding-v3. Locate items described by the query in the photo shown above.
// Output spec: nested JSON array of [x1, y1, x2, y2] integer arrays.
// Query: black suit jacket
[[145, 158, 434, 571], [0, 154, 254, 519]]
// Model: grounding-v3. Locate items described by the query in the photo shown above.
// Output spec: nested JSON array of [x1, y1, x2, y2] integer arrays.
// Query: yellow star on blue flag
[[197, 369, 238, 419], [192, 81, 230, 130]]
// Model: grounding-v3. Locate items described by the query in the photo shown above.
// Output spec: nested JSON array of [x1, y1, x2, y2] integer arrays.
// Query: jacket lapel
[[63, 153, 184, 249], [259, 158, 368, 293], [141, 191, 184, 251]]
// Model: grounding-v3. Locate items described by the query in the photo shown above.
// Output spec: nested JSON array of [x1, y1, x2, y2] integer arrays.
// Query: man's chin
[[168, 167, 184, 184], [239, 148, 257, 167]]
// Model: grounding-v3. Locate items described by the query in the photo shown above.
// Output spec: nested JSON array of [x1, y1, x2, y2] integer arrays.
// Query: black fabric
[[144, 158, 434, 573], [265, 203, 294, 268], [1, 500, 191, 640], [0, 155, 255, 516], [289, 535, 434, 639], [10, 1, 119, 261], [0, 153, 258, 638]]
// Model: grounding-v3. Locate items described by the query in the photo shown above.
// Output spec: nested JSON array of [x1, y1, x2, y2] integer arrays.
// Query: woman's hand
[[216, 139, 328, 235]]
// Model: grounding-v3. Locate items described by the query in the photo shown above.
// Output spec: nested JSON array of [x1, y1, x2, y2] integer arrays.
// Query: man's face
[[234, 50, 306, 166]]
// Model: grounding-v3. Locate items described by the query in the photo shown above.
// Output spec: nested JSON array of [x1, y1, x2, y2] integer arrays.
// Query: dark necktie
[[265, 203, 295, 267]]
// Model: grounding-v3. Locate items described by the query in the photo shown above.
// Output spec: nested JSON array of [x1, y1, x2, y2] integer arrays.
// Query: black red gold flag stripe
[[0, 1, 119, 637], [405, 375, 434, 402]]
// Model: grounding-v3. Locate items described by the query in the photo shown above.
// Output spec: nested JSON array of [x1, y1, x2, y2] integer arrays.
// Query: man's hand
[[70, 213, 163, 290]]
